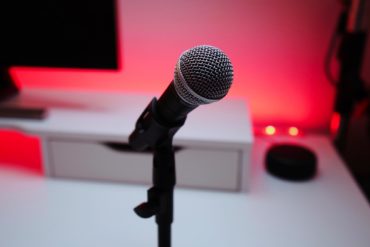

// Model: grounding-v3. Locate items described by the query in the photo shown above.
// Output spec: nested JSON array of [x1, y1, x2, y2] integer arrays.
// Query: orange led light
[[265, 125, 276, 136], [288, 127, 299, 136]]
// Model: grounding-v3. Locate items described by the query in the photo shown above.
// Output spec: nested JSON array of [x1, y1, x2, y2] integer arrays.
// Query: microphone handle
[[156, 82, 196, 125]]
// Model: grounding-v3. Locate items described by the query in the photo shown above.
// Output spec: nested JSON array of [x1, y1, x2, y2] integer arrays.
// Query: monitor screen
[[0, 0, 118, 69], [0, 0, 118, 118]]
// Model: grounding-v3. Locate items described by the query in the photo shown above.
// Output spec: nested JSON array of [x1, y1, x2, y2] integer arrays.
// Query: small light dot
[[265, 125, 276, 136], [288, 127, 299, 136], [330, 112, 341, 135]]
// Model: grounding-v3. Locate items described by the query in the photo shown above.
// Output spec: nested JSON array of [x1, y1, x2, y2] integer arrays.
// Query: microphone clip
[[129, 98, 185, 151], [134, 187, 159, 219]]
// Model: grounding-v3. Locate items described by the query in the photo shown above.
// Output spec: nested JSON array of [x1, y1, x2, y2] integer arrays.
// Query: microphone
[[129, 46, 233, 245], [156, 45, 233, 124], [129, 45, 233, 150]]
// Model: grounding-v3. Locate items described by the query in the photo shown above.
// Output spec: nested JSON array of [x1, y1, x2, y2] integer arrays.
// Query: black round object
[[265, 144, 317, 181]]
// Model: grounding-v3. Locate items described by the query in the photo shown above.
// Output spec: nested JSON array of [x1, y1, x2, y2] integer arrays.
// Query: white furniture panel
[[49, 140, 241, 190], [0, 89, 253, 190]]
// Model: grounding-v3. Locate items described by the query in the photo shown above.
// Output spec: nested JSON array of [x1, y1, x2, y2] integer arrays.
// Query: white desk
[[0, 136, 369, 247], [0, 89, 253, 191]]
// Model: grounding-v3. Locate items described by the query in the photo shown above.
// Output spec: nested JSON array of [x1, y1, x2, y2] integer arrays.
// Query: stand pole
[[130, 98, 183, 247], [153, 138, 175, 247], [158, 223, 171, 247], [133, 138, 176, 247]]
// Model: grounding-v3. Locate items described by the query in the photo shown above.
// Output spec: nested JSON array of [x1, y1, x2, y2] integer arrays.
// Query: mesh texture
[[173, 45, 233, 106]]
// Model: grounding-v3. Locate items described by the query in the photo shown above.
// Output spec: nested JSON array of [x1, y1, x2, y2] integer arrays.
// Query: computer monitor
[[0, 0, 118, 119]]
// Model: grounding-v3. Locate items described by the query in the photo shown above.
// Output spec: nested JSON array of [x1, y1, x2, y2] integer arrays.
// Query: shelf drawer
[[48, 140, 241, 190]]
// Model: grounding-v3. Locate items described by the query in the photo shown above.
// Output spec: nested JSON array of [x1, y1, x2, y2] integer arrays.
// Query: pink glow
[[10, 0, 340, 131], [330, 112, 341, 136], [0, 130, 43, 175]]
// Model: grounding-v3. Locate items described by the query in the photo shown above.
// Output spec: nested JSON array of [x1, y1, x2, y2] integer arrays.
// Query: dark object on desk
[[266, 144, 317, 181], [0, 106, 47, 120]]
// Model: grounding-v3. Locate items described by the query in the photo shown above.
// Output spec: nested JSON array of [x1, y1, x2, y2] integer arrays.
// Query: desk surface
[[1, 136, 369, 247], [0, 89, 252, 148]]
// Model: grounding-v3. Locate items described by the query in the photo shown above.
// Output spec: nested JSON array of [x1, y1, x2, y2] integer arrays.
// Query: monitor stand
[[0, 66, 47, 120]]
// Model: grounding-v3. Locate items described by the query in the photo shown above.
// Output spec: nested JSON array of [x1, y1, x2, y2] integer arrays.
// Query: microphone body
[[129, 45, 233, 150], [156, 82, 196, 125]]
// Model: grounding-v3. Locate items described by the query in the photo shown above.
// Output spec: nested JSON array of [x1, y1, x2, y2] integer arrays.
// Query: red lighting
[[288, 127, 299, 136], [330, 112, 341, 136], [0, 130, 43, 175], [265, 125, 276, 136]]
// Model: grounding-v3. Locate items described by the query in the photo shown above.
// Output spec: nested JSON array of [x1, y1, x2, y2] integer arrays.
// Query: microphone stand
[[129, 98, 185, 247]]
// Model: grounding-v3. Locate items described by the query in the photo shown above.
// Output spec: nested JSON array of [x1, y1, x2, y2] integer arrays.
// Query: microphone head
[[174, 45, 233, 106]]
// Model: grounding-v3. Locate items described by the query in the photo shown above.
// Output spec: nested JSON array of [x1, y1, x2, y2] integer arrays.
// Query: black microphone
[[129, 46, 233, 245], [156, 45, 233, 124], [129, 45, 233, 150]]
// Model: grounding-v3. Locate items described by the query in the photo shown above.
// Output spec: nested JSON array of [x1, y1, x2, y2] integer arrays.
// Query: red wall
[[11, 0, 340, 132], [2, 0, 342, 172]]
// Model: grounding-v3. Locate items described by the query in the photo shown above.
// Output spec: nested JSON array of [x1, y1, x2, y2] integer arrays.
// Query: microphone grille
[[174, 45, 233, 106]]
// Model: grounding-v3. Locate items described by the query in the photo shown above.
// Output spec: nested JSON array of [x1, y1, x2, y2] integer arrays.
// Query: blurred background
[[1, 0, 370, 199]]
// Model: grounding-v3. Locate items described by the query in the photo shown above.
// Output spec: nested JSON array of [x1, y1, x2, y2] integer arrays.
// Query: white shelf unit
[[0, 89, 253, 191]]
